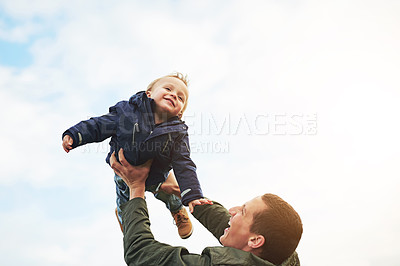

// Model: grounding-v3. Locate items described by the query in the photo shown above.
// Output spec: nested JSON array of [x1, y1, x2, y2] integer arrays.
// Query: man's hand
[[188, 198, 213, 213], [110, 149, 152, 199], [62, 135, 73, 153]]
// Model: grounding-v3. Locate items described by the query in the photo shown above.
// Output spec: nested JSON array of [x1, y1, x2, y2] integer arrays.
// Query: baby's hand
[[62, 135, 73, 153], [188, 198, 213, 213]]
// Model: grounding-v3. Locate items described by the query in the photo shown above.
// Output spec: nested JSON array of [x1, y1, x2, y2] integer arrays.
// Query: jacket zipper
[[132, 123, 140, 145], [161, 133, 172, 153]]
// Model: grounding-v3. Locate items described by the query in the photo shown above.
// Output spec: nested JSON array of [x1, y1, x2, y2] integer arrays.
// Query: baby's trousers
[[114, 173, 183, 224]]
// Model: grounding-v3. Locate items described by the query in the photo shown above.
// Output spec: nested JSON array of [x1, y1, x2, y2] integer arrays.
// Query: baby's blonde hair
[[146, 72, 189, 114]]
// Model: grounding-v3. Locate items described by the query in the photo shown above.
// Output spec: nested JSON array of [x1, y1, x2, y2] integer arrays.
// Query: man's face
[[146, 77, 188, 119], [220, 196, 268, 251]]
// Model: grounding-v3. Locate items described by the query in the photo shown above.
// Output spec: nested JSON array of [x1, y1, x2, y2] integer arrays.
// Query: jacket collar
[[202, 247, 276, 266], [203, 247, 299, 266]]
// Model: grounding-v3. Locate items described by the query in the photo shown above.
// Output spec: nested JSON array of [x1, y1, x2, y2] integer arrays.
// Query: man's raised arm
[[192, 200, 231, 243], [110, 149, 151, 199], [109, 149, 210, 266]]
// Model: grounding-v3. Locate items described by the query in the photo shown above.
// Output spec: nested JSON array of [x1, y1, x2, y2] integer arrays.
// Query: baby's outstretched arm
[[188, 198, 213, 213], [62, 135, 73, 153]]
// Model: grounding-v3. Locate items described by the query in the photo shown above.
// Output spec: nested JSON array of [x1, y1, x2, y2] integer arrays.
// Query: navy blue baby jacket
[[63, 91, 203, 205]]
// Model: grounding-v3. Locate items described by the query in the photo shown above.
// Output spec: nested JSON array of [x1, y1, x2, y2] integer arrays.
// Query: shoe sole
[[180, 226, 194, 239]]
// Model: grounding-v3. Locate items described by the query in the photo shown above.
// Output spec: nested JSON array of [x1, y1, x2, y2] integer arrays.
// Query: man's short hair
[[251, 193, 303, 264]]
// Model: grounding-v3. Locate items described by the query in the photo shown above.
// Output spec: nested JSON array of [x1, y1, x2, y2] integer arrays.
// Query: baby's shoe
[[171, 207, 193, 239]]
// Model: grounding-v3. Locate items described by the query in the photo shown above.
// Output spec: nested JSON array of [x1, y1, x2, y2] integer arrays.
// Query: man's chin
[[219, 235, 225, 245], [219, 229, 229, 245]]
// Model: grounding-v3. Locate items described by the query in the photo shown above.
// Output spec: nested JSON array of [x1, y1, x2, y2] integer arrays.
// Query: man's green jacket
[[121, 198, 300, 266]]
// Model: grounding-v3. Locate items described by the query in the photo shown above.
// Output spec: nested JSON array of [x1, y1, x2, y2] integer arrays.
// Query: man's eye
[[165, 87, 171, 91], [178, 96, 183, 101]]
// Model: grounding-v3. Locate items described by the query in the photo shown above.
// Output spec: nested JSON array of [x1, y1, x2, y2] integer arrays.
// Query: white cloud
[[0, 20, 42, 42], [1, 0, 400, 265], [0, 202, 125, 266]]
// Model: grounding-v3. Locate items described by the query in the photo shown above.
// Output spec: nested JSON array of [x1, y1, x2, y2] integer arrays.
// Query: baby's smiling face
[[146, 76, 188, 122]]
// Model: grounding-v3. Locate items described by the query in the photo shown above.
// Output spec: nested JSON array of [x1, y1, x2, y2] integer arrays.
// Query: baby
[[62, 73, 209, 238]]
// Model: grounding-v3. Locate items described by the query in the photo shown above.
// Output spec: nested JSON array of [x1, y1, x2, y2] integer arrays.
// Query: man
[[110, 149, 303, 265]]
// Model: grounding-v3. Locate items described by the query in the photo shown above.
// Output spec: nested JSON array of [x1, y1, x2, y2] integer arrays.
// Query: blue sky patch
[[0, 40, 33, 67]]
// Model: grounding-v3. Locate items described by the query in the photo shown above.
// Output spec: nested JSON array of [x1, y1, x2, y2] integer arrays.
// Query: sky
[[0, 0, 399, 265]]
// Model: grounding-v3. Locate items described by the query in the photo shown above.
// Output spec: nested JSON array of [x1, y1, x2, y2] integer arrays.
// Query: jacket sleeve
[[192, 200, 230, 243], [121, 198, 211, 266], [171, 133, 204, 206], [62, 108, 118, 149]]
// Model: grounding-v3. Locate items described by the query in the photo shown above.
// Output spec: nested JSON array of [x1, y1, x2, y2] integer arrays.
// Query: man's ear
[[146, 90, 151, 97], [248, 235, 265, 249]]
